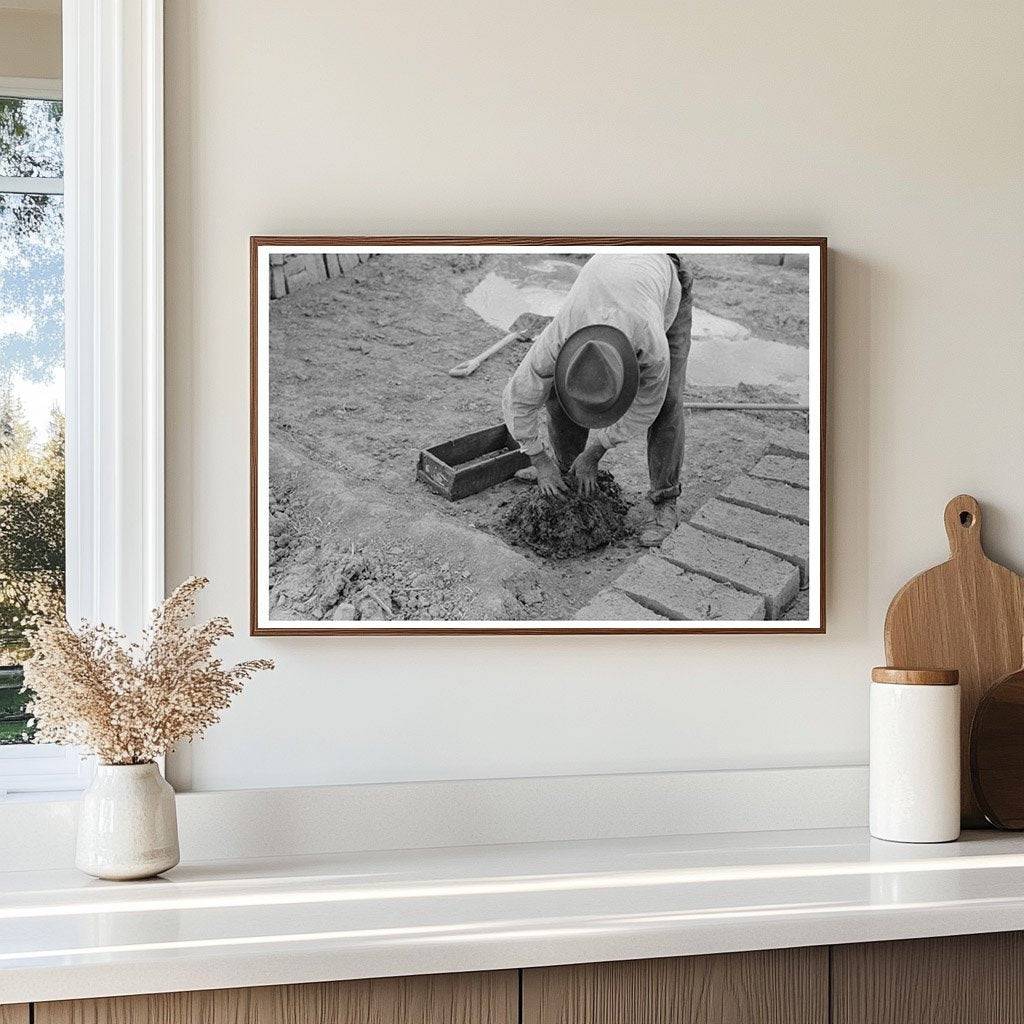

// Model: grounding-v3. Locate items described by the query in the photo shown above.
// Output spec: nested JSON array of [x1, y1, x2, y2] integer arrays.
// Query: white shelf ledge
[[4, 827, 1024, 1004]]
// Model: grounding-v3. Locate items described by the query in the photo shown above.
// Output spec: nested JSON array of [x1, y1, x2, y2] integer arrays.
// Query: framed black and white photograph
[[250, 237, 826, 635]]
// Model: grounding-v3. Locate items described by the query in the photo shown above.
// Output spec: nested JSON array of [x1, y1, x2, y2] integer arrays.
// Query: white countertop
[[4, 826, 1024, 1004]]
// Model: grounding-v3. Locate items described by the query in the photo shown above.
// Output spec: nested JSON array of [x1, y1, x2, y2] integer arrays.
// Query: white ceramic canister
[[76, 762, 180, 880], [869, 667, 961, 843]]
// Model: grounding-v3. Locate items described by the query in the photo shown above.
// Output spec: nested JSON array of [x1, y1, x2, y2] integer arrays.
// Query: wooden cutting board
[[884, 494, 1024, 826]]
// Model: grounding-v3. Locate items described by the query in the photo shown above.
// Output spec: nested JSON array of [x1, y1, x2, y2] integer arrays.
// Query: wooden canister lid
[[871, 667, 960, 686]]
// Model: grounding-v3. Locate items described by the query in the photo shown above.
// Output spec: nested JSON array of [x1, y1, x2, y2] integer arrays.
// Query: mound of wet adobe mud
[[497, 470, 631, 559], [272, 542, 468, 622], [269, 475, 470, 621]]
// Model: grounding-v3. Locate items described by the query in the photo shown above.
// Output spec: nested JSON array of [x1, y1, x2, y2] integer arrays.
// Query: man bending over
[[502, 253, 693, 547]]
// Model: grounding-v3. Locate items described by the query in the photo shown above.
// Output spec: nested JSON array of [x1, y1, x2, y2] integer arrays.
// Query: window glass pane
[[0, 98, 63, 179], [0, 186, 65, 745]]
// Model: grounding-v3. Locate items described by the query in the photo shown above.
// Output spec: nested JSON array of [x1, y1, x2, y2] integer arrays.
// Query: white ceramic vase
[[76, 762, 180, 880]]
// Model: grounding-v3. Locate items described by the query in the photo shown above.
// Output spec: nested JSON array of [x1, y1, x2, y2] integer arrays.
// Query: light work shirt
[[502, 254, 681, 456]]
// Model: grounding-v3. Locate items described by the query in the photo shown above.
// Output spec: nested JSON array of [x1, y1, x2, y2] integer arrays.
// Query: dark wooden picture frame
[[250, 236, 827, 636]]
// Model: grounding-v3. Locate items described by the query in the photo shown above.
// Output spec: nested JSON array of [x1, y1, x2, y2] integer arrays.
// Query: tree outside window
[[0, 95, 65, 745]]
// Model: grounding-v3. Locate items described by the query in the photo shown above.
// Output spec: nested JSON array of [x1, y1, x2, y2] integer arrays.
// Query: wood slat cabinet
[[34, 971, 517, 1024], [522, 948, 828, 1024], [17, 932, 1024, 1024], [832, 932, 1024, 1024]]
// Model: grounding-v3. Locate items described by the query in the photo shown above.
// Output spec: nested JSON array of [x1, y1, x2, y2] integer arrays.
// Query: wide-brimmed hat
[[554, 324, 639, 429]]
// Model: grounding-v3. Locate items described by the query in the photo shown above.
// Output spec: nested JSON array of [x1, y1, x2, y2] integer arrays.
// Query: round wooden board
[[970, 663, 1024, 829]]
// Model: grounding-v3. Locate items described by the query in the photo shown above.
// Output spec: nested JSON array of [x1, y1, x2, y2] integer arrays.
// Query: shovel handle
[[448, 331, 518, 378]]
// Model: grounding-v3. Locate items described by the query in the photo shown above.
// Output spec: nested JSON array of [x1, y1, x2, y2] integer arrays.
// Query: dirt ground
[[686, 254, 810, 349], [267, 254, 810, 622]]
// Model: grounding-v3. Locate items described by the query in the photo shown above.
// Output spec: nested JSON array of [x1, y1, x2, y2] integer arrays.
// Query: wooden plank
[[449, 449, 529, 500], [427, 424, 513, 467], [661, 523, 799, 618], [523, 948, 828, 1024], [692, 499, 809, 583], [416, 450, 456, 496], [614, 554, 766, 621], [0, 1006, 29, 1024], [832, 933, 1024, 1024], [37, 971, 517, 1024], [270, 266, 286, 299], [303, 254, 329, 283], [418, 448, 528, 501], [282, 267, 311, 293], [720, 475, 810, 524]]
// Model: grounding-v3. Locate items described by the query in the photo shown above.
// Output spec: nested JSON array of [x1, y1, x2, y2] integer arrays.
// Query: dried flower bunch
[[23, 577, 273, 765]]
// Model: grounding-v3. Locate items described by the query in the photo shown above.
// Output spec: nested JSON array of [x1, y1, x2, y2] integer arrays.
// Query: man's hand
[[531, 451, 568, 499], [570, 443, 606, 497]]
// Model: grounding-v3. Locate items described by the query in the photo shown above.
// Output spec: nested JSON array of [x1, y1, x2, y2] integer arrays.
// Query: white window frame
[[0, 0, 165, 799], [0, 76, 64, 194], [0, 77, 61, 101]]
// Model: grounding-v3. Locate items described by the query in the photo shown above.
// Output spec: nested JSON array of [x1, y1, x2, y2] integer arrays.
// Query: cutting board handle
[[944, 494, 983, 558]]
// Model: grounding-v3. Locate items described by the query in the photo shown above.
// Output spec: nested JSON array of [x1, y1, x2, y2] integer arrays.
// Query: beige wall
[[164, 1, 1024, 791], [0, 7, 60, 81]]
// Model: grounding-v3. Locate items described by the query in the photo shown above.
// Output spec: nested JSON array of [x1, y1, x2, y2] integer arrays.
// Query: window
[[0, 80, 82, 797], [0, 4, 166, 798]]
